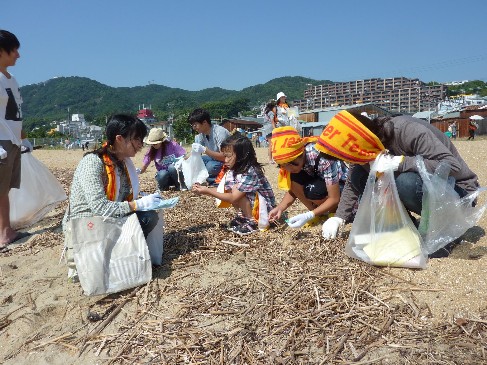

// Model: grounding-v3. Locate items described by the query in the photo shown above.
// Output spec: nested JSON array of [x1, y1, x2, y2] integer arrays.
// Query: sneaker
[[225, 215, 248, 231], [232, 219, 258, 236]]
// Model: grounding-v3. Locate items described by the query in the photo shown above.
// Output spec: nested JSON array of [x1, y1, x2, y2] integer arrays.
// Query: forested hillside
[[20, 76, 332, 130]]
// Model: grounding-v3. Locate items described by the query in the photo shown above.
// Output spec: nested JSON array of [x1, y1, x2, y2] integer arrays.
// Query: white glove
[[135, 168, 142, 174], [192, 143, 206, 154], [287, 211, 315, 229], [371, 154, 403, 173], [173, 156, 184, 170], [0, 146, 7, 159], [322, 217, 345, 239], [134, 193, 162, 211]]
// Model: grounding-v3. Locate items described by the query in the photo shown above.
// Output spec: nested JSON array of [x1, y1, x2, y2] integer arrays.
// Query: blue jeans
[[202, 155, 223, 185], [155, 166, 186, 191], [135, 210, 159, 238], [351, 167, 468, 215]]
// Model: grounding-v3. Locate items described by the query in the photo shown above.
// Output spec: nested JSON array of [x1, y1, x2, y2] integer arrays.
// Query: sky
[[2, 0, 487, 91]]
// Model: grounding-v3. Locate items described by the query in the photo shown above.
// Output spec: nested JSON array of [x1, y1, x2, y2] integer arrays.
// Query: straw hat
[[144, 128, 167, 144]]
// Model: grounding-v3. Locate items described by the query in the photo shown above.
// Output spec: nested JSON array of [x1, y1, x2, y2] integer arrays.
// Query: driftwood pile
[[4, 168, 487, 364]]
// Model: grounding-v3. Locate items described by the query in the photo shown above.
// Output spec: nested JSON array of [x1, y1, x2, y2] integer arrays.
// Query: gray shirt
[[195, 124, 230, 152], [336, 115, 479, 222]]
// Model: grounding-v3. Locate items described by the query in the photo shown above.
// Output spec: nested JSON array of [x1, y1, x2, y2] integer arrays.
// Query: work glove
[[0, 146, 7, 159], [321, 216, 345, 239], [192, 143, 206, 154], [134, 193, 162, 211], [371, 154, 403, 173], [287, 211, 315, 229]]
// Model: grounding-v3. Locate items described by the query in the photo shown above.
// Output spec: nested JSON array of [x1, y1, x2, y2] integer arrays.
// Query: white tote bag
[[67, 213, 152, 296], [10, 152, 67, 229]]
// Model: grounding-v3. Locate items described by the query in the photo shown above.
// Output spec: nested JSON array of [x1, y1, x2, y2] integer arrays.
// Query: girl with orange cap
[[268, 126, 347, 228], [316, 110, 479, 242]]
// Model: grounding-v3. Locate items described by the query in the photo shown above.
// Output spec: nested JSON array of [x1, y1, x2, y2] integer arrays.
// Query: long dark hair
[[221, 133, 263, 176], [147, 142, 167, 161], [88, 114, 147, 167], [347, 111, 396, 148]]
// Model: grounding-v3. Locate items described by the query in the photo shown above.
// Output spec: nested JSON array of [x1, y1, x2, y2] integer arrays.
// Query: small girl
[[192, 133, 276, 235]]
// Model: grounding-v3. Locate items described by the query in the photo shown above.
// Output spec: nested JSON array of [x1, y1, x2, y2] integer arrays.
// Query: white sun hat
[[144, 128, 168, 144], [276, 92, 287, 100]]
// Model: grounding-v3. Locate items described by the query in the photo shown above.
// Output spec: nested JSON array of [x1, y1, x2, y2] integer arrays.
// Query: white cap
[[276, 92, 287, 100]]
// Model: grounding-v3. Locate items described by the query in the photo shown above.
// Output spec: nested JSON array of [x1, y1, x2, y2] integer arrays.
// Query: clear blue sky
[[3, 0, 487, 90]]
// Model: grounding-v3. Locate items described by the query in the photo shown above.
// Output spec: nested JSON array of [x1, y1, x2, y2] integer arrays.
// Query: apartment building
[[294, 77, 447, 114]]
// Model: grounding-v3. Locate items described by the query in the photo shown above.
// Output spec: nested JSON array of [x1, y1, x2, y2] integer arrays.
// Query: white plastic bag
[[416, 156, 487, 254], [181, 152, 209, 188], [345, 166, 427, 269], [10, 152, 67, 229], [67, 214, 152, 296]]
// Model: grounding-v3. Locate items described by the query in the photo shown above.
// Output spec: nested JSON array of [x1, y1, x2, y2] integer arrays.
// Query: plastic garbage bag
[[345, 163, 427, 269], [180, 151, 209, 188], [10, 152, 67, 229], [416, 156, 487, 254]]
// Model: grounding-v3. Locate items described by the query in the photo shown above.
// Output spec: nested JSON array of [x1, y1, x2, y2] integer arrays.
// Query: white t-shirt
[[0, 73, 23, 145]]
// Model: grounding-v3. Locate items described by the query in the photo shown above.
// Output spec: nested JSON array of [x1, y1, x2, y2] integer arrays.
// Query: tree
[[172, 111, 193, 144]]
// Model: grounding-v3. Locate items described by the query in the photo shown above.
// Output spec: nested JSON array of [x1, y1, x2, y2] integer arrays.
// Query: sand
[[0, 139, 486, 364]]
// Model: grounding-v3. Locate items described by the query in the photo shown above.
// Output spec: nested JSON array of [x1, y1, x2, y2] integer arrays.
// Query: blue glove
[[192, 143, 206, 154], [287, 211, 315, 228], [146, 197, 180, 210], [134, 193, 162, 211]]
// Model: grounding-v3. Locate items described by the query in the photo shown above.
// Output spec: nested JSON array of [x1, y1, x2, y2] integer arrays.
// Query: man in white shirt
[[188, 108, 230, 185]]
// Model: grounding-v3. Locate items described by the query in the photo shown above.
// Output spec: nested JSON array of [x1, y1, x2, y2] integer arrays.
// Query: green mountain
[[20, 76, 332, 128]]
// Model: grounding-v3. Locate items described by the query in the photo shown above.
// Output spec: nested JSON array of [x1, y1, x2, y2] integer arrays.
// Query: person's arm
[[139, 163, 150, 174], [310, 183, 340, 216], [192, 183, 245, 203], [204, 148, 225, 162], [269, 191, 296, 220]]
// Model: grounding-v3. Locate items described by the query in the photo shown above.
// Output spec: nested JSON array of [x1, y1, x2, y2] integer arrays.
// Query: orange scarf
[[102, 147, 133, 202]]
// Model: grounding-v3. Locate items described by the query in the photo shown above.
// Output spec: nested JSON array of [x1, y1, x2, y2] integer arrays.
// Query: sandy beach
[[0, 139, 486, 364]]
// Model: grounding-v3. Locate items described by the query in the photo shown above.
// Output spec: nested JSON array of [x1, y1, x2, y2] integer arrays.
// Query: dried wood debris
[[6, 167, 487, 364]]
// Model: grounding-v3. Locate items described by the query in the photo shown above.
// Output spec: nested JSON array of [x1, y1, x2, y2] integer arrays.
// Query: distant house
[[221, 118, 262, 133], [298, 103, 393, 137]]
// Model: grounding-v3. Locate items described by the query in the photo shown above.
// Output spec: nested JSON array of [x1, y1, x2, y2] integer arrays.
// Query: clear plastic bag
[[416, 156, 487, 254], [180, 152, 209, 188], [345, 167, 427, 269], [10, 152, 67, 229]]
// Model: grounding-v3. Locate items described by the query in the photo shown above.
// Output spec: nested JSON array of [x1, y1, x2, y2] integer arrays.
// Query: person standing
[[467, 119, 478, 141], [0, 30, 30, 249], [139, 128, 187, 191], [275, 92, 290, 128], [450, 121, 457, 140], [263, 100, 276, 163], [189, 108, 230, 185]]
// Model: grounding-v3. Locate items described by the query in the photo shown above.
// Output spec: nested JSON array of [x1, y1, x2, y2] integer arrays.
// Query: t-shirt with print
[[0, 73, 22, 145]]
